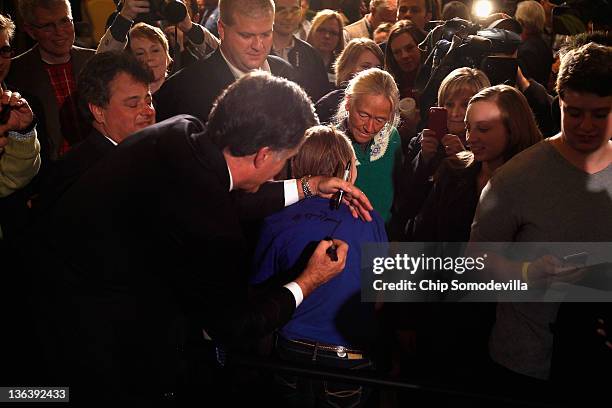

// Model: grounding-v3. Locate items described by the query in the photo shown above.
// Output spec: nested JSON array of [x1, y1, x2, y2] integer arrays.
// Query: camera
[[552, 0, 611, 35], [416, 18, 522, 119], [137, 0, 188, 25]]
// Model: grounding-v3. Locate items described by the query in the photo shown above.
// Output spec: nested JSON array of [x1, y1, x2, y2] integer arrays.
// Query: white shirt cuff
[[284, 179, 299, 207], [283, 281, 304, 308]]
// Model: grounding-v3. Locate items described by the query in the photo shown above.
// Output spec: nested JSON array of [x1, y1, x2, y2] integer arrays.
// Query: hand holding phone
[[553, 252, 589, 277], [563, 252, 588, 266]]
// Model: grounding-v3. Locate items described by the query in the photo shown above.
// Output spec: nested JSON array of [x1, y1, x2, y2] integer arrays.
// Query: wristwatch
[[301, 175, 314, 198]]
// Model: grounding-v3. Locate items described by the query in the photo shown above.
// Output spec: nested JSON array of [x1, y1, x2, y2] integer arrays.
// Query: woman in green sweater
[[334, 67, 402, 223]]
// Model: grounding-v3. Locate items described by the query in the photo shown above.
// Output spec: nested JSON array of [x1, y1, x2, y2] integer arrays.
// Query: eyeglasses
[[316, 27, 340, 37], [0, 46, 14, 59], [275, 6, 301, 17], [29, 16, 73, 34]]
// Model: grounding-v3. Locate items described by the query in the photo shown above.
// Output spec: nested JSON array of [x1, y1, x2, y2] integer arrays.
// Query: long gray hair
[[335, 68, 400, 141]]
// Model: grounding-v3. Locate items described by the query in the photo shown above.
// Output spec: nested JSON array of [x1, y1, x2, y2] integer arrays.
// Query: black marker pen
[[333, 161, 351, 210], [324, 237, 338, 262]]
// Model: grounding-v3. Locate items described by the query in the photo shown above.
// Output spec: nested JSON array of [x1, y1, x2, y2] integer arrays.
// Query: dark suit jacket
[[315, 87, 344, 124], [33, 115, 296, 402], [7, 45, 95, 161], [154, 48, 296, 123], [272, 37, 332, 102], [518, 35, 553, 89], [37, 128, 115, 213]]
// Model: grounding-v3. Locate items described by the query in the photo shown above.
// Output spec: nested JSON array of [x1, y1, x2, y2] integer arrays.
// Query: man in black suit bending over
[[155, 0, 295, 123], [33, 72, 371, 405]]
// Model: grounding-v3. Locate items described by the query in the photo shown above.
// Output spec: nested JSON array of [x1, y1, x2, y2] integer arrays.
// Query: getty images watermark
[[361, 242, 612, 302], [371, 252, 527, 293]]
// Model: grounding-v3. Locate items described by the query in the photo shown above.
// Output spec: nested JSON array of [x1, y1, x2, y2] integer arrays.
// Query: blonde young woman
[[412, 84, 543, 241], [391, 67, 490, 240]]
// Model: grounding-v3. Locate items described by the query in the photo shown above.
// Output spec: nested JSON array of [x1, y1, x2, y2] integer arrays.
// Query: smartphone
[[428, 107, 448, 141], [480, 56, 518, 86], [563, 252, 588, 266]]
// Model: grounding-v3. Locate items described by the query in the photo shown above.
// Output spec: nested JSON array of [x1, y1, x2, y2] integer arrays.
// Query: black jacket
[[518, 35, 553, 88], [522, 78, 555, 138], [37, 129, 115, 213], [315, 87, 344, 124], [387, 133, 443, 241], [408, 160, 480, 242], [31, 115, 296, 403], [273, 37, 332, 102], [154, 48, 296, 123]]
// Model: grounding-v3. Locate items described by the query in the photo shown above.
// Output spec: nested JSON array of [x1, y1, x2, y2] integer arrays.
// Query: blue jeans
[[274, 336, 374, 408]]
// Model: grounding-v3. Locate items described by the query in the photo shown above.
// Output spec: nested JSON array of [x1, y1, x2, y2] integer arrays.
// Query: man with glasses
[[272, 0, 330, 101], [344, 0, 397, 41], [7, 0, 94, 162], [155, 0, 295, 123]]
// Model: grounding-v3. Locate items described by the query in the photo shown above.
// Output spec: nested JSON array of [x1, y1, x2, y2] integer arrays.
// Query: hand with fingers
[[523, 255, 587, 288], [308, 175, 374, 221], [120, 0, 151, 21], [440, 133, 466, 156], [0, 89, 34, 135], [420, 129, 440, 163], [177, 7, 195, 33], [295, 239, 349, 298]]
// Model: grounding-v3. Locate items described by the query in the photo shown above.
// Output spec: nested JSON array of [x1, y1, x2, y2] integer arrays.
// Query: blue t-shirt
[[251, 197, 387, 347]]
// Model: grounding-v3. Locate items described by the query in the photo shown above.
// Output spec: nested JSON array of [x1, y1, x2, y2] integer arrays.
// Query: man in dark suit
[[37, 51, 155, 212], [7, 0, 94, 161], [33, 72, 370, 405], [154, 0, 296, 122]]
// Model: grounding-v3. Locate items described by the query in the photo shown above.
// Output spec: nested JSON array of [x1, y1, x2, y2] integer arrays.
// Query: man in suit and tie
[[33, 71, 371, 405], [37, 51, 156, 211], [155, 0, 295, 122], [8, 0, 94, 161]]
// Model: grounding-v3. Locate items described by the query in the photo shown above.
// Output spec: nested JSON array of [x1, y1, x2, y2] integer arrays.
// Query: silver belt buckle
[[336, 346, 347, 358]]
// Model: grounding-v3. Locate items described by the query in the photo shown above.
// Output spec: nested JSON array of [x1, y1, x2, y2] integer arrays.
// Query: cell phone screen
[[563, 252, 588, 266], [428, 107, 448, 141]]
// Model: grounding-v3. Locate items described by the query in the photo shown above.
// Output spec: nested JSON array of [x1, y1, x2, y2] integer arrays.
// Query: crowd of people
[[0, 0, 610, 406]]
